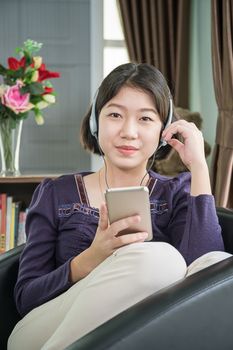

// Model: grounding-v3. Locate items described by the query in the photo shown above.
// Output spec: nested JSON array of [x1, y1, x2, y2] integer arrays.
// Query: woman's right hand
[[70, 203, 148, 283], [90, 203, 148, 262]]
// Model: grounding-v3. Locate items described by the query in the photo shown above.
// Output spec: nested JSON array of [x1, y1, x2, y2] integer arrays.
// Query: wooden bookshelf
[[0, 175, 59, 209]]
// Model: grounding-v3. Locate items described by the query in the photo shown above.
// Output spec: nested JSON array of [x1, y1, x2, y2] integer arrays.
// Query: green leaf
[[19, 85, 30, 94], [0, 104, 29, 126], [23, 51, 33, 66], [30, 95, 43, 104], [44, 81, 53, 88], [15, 47, 22, 54], [4, 77, 14, 85], [25, 66, 34, 74], [20, 84, 43, 96], [0, 64, 7, 75], [18, 111, 30, 120], [27, 82, 44, 95], [6, 67, 24, 79], [23, 67, 36, 84]]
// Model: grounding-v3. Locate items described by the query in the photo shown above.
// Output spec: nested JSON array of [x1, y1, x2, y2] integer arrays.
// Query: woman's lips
[[116, 145, 139, 155]]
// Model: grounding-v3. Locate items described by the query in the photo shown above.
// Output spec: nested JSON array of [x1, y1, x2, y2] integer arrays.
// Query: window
[[103, 0, 129, 77]]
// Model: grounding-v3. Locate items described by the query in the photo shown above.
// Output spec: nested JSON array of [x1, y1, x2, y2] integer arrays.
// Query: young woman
[[8, 63, 230, 350]]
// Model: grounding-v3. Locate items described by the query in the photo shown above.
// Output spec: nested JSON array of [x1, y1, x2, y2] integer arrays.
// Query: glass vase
[[0, 119, 23, 176]]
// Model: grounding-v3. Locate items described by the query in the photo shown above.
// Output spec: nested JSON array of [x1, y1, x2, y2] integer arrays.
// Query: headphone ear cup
[[157, 98, 173, 150], [89, 107, 98, 138], [158, 139, 168, 149]]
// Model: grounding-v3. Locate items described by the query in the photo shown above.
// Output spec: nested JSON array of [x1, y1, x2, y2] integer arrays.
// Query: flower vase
[[0, 119, 23, 176]]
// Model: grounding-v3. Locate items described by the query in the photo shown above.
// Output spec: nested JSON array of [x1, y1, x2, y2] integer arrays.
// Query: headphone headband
[[89, 91, 99, 139], [158, 98, 173, 149]]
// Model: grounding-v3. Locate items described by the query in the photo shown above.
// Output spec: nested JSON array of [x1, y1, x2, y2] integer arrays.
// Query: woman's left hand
[[162, 120, 206, 171]]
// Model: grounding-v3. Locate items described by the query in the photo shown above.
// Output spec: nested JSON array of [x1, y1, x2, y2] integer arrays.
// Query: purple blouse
[[14, 171, 224, 317]]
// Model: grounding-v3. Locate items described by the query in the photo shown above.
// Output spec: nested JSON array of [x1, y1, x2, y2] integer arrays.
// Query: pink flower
[[1, 82, 34, 114]]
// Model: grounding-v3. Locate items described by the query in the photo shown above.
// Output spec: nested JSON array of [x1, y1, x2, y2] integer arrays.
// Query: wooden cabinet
[[0, 175, 58, 209]]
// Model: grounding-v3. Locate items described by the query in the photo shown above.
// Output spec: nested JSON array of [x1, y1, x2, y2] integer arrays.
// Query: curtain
[[211, 0, 233, 208], [117, 0, 190, 108]]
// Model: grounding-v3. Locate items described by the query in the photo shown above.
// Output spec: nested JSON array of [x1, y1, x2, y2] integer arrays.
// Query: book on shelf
[[0, 193, 7, 254], [0, 193, 27, 254], [5, 196, 13, 251], [17, 210, 27, 246], [14, 202, 21, 248]]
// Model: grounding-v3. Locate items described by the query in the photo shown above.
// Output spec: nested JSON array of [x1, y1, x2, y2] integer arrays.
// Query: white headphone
[[157, 98, 173, 149], [89, 91, 173, 148], [89, 91, 99, 139]]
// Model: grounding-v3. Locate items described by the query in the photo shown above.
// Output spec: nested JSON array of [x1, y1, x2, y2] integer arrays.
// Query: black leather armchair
[[1, 208, 233, 350], [0, 244, 23, 349]]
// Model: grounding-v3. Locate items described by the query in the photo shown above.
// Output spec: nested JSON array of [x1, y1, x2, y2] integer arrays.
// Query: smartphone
[[105, 186, 153, 241]]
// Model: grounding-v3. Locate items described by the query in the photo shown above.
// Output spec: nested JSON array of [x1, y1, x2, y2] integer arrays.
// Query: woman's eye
[[140, 116, 153, 122], [109, 113, 121, 118]]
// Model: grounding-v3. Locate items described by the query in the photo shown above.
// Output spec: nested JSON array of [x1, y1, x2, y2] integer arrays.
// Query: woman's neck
[[99, 165, 149, 190]]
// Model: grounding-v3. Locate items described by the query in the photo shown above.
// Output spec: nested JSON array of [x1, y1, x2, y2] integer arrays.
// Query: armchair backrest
[[216, 207, 233, 253]]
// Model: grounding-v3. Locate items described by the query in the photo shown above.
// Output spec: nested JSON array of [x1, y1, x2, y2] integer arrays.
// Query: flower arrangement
[[0, 39, 60, 175], [0, 39, 60, 126]]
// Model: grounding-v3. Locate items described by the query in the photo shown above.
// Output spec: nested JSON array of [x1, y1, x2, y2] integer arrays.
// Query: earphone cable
[[103, 157, 109, 189], [97, 139, 156, 189], [139, 151, 156, 186], [96, 140, 110, 189]]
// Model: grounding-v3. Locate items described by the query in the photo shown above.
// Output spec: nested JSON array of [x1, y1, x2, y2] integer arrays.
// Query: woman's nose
[[120, 119, 138, 139]]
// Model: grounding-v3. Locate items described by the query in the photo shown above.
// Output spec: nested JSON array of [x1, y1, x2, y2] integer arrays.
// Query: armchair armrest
[[66, 256, 233, 350], [0, 245, 25, 349]]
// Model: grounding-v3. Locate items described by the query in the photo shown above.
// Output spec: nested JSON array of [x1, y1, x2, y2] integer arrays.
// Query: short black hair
[[80, 62, 175, 157]]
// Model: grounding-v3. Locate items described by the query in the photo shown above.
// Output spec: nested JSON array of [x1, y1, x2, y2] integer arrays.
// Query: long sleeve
[[166, 173, 224, 265], [14, 179, 73, 317]]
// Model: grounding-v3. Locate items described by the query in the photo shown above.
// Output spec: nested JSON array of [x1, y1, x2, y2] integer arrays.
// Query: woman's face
[[98, 85, 163, 172]]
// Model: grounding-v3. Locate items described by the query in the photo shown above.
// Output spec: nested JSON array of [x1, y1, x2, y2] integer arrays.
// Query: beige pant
[[7, 243, 231, 350]]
